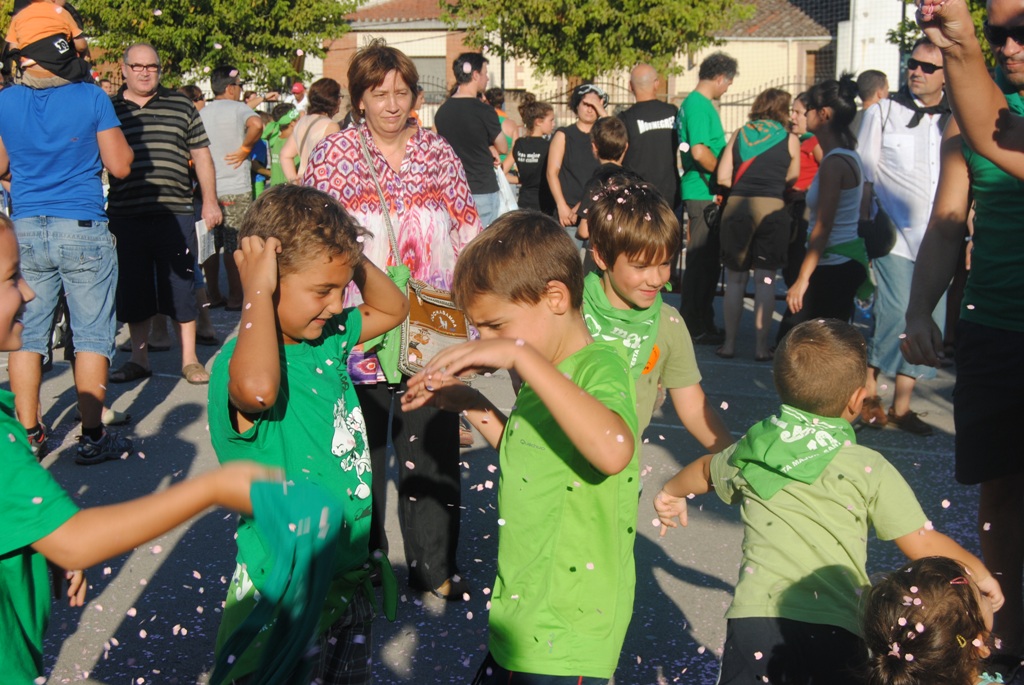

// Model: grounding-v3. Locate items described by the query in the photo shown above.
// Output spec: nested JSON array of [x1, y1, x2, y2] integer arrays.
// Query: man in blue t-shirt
[[0, 82, 135, 465]]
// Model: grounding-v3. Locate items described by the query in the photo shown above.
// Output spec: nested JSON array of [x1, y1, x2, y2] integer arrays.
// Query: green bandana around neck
[[737, 119, 789, 164], [582, 271, 660, 380], [728, 404, 857, 500]]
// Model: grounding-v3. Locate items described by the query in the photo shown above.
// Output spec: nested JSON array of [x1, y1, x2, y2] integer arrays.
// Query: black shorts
[[954, 319, 1024, 484], [718, 617, 866, 685], [719, 196, 790, 272], [109, 212, 198, 323]]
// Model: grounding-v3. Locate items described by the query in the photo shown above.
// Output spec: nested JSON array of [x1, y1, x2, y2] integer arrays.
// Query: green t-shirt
[[488, 342, 640, 678], [584, 300, 702, 435], [269, 135, 292, 187], [209, 308, 372, 678], [711, 441, 926, 636], [961, 91, 1024, 332], [676, 91, 726, 202], [0, 389, 79, 683]]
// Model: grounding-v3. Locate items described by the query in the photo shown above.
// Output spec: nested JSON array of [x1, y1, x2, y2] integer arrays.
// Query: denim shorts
[[473, 192, 500, 228], [15, 216, 118, 360]]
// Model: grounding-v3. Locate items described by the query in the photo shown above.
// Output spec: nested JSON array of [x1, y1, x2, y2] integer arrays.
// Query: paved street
[[15, 291, 974, 685]]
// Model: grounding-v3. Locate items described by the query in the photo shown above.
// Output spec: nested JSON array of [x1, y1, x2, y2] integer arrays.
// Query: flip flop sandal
[[181, 362, 210, 385], [109, 361, 152, 383]]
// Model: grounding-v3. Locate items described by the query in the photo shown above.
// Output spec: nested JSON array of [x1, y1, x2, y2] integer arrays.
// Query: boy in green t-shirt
[[0, 214, 277, 683], [207, 185, 408, 683], [655, 319, 1004, 685], [401, 211, 640, 683], [583, 182, 732, 450]]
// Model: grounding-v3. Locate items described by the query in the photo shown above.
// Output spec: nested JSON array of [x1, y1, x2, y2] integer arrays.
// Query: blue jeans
[[473, 192, 500, 228], [14, 216, 118, 360]]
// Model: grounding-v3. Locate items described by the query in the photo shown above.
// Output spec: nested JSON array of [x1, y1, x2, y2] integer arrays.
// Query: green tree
[[442, 0, 754, 81], [72, 0, 360, 87], [888, 0, 993, 66]]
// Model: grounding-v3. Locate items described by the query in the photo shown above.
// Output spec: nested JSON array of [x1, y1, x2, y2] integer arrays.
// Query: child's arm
[[353, 256, 409, 345], [228, 236, 283, 414], [895, 527, 1005, 611], [668, 384, 733, 453], [405, 339, 635, 474], [654, 454, 713, 535], [31, 462, 279, 572]]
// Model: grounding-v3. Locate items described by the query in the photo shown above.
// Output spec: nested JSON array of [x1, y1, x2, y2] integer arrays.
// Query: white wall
[[837, 0, 904, 85]]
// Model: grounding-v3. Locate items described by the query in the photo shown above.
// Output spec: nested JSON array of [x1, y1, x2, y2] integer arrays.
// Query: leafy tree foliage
[[442, 0, 754, 80], [68, 0, 359, 87]]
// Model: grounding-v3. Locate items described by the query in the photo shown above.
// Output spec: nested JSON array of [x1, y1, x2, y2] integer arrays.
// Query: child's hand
[[402, 372, 479, 413], [976, 573, 1005, 613], [234, 236, 282, 297], [654, 489, 689, 537], [213, 462, 284, 516], [66, 569, 87, 607]]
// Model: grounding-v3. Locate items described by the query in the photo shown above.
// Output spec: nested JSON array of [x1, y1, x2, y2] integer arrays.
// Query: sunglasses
[[983, 23, 1024, 48], [907, 58, 942, 74]]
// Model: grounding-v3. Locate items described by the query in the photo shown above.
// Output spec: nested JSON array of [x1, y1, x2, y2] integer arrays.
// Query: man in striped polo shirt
[[107, 43, 222, 386]]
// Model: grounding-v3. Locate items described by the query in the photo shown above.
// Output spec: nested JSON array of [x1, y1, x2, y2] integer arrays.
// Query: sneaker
[[75, 430, 134, 465], [887, 408, 933, 436], [26, 425, 48, 461], [860, 396, 887, 429]]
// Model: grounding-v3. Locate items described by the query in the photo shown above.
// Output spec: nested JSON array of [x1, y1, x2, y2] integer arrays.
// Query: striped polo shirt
[[107, 86, 210, 216]]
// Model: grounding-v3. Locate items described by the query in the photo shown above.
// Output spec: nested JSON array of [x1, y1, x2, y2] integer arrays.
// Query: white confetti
[[983, 522, 992, 531], [153, 9, 162, 15], [127, 607, 137, 617], [497, 518, 506, 526], [941, 499, 950, 509], [245, 322, 252, 329], [586, 562, 594, 570], [139, 629, 148, 639], [31, 496, 42, 504], [652, 518, 661, 527], [214, 43, 222, 49], [720, 401, 729, 410], [466, 611, 474, 620]]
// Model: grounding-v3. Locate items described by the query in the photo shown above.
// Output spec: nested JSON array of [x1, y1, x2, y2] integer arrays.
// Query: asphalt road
[[14, 292, 974, 685]]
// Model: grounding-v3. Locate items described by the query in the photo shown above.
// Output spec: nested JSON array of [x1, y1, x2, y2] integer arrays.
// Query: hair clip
[[956, 634, 968, 648], [950, 576, 970, 585]]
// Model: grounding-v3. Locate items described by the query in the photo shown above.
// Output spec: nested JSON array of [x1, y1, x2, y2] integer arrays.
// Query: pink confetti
[[966, 304, 975, 310], [151, 545, 163, 554], [409, 435, 418, 442], [139, 629, 148, 639], [31, 496, 42, 504], [153, 9, 162, 15], [404, 460, 415, 469], [905, 654, 914, 662], [8, 433, 15, 442], [915, 622, 925, 633], [898, 617, 907, 626], [586, 562, 594, 570], [515, 339, 525, 346], [214, 43, 223, 49], [245, 303, 251, 310], [652, 518, 661, 527], [720, 401, 729, 410], [127, 607, 137, 617], [754, 651, 763, 660], [864, 466, 872, 473], [941, 499, 950, 509], [616, 434, 624, 443], [697, 646, 706, 654], [983, 522, 992, 531]]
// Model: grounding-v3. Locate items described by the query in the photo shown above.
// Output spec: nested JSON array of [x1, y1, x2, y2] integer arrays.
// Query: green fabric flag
[[728, 404, 857, 500], [737, 120, 788, 164], [581, 272, 660, 380], [362, 264, 411, 383], [824, 237, 874, 300]]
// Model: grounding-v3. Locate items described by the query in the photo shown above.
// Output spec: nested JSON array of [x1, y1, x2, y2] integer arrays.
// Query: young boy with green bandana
[[654, 319, 1004, 685], [207, 185, 408, 683], [584, 182, 732, 451], [400, 211, 640, 684]]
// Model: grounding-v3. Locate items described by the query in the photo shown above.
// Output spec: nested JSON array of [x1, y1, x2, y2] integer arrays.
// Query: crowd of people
[[0, 0, 1022, 683]]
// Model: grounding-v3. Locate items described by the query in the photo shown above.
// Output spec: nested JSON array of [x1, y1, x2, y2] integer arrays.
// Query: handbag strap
[[357, 129, 401, 265]]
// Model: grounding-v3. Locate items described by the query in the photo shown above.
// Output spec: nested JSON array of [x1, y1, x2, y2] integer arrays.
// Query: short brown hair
[[749, 88, 792, 125], [347, 38, 419, 122], [307, 78, 342, 117], [239, 185, 367, 277], [518, 93, 553, 132], [863, 557, 990, 685], [453, 210, 583, 311], [774, 319, 867, 417], [591, 116, 628, 161], [589, 183, 679, 267]]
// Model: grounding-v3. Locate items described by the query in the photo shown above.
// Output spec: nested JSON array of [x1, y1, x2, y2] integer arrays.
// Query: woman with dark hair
[[280, 77, 342, 182], [547, 83, 607, 235], [782, 91, 824, 288], [778, 74, 866, 341], [303, 39, 482, 601], [715, 88, 800, 361], [512, 93, 556, 213]]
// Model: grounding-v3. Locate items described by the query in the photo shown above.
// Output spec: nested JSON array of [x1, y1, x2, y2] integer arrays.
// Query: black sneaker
[[27, 425, 48, 461], [75, 431, 133, 465]]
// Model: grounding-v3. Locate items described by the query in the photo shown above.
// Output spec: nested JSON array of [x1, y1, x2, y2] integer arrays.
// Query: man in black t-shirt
[[618, 64, 680, 210], [434, 53, 507, 226]]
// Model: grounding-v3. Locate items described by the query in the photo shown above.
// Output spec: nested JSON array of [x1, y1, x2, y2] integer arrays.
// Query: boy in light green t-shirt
[[655, 319, 1004, 685], [401, 211, 640, 683], [583, 181, 732, 451]]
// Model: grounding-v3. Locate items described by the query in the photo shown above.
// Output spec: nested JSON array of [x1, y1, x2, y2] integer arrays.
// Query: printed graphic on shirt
[[332, 399, 370, 499]]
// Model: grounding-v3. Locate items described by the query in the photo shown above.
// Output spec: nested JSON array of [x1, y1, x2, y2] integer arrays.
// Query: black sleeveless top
[[557, 123, 599, 208], [731, 132, 792, 199]]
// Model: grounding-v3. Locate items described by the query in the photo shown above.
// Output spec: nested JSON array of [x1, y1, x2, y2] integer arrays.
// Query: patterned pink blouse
[[303, 122, 482, 307]]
